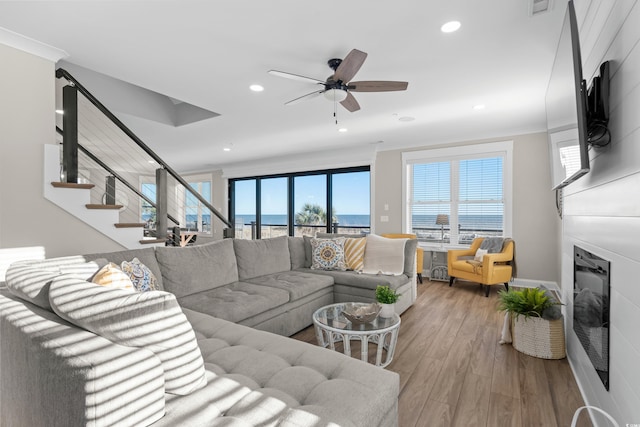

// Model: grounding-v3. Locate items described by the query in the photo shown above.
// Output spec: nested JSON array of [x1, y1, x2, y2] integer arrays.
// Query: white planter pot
[[379, 303, 395, 318]]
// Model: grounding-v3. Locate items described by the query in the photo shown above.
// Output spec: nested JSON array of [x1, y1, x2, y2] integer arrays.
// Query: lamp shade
[[323, 88, 348, 102], [435, 214, 449, 225]]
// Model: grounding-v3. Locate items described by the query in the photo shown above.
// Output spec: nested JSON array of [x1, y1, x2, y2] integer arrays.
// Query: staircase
[[51, 68, 233, 249], [44, 144, 165, 248]]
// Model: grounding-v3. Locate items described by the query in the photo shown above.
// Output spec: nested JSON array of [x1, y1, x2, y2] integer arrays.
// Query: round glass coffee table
[[312, 302, 401, 368]]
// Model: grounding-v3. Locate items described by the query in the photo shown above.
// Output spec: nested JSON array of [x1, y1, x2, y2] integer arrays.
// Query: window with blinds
[[407, 149, 506, 245]]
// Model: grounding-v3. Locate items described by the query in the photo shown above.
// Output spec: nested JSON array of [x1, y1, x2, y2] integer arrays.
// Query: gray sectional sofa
[[0, 235, 417, 426]]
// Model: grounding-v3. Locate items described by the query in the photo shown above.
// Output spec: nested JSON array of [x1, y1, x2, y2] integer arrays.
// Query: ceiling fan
[[268, 49, 408, 112]]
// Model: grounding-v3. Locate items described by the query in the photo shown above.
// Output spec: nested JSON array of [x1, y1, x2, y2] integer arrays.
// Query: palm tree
[[295, 203, 327, 225]]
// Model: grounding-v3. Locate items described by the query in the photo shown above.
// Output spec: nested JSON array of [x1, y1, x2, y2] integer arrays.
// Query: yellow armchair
[[447, 237, 514, 297], [381, 233, 424, 283]]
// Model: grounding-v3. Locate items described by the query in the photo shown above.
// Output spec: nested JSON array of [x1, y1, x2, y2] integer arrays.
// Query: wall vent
[[529, 0, 552, 16]]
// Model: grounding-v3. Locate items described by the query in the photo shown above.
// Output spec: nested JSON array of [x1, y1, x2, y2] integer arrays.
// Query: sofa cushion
[[296, 267, 409, 292], [0, 289, 166, 427], [244, 271, 334, 301], [84, 248, 164, 290], [155, 239, 238, 298], [233, 236, 291, 280], [5, 255, 93, 311], [303, 235, 313, 268], [58, 259, 107, 279], [181, 308, 399, 427], [363, 234, 407, 275], [177, 281, 290, 324], [311, 237, 347, 271], [288, 236, 307, 270], [49, 276, 207, 395]]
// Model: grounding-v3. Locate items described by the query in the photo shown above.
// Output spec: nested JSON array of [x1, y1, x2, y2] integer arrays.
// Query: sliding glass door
[[230, 166, 370, 239]]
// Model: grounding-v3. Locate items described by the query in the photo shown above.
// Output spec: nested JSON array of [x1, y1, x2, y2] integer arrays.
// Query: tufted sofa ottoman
[[154, 308, 400, 427]]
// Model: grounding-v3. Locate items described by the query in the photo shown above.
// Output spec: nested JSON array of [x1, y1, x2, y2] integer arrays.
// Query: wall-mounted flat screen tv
[[546, 0, 590, 190]]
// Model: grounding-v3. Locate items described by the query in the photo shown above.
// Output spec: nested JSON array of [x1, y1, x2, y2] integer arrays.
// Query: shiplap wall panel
[[563, 0, 640, 424], [564, 216, 640, 261], [564, 173, 640, 217], [579, 0, 617, 75]]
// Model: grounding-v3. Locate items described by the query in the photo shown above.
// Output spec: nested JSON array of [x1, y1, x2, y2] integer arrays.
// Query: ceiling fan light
[[324, 89, 348, 102]]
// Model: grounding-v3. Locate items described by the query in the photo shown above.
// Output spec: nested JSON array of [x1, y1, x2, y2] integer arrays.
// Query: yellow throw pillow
[[92, 262, 135, 290], [344, 237, 366, 271]]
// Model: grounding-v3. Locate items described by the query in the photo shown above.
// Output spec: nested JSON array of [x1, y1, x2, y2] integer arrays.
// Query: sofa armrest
[[0, 291, 165, 427], [481, 242, 514, 281], [448, 238, 483, 271]]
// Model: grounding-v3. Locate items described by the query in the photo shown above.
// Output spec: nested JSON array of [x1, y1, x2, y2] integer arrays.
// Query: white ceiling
[[0, 0, 565, 174]]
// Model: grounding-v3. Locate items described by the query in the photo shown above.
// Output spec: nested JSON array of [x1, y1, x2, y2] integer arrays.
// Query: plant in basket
[[497, 287, 560, 319], [498, 287, 566, 359]]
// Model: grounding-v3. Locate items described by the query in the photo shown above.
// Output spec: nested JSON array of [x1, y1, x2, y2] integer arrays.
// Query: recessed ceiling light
[[249, 84, 264, 92], [223, 147, 231, 152], [338, 128, 348, 133], [441, 21, 461, 33], [398, 116, 415, 122], [55, 109, 64, 115], [148, 160, 156, 164], [473, 104, 486, 110]]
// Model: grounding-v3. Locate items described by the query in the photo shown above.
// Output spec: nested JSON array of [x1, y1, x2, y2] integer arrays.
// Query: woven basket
[[511, 315, 566, 359]]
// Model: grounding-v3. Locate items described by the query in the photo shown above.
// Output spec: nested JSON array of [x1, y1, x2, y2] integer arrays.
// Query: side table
[[428, 249, 450, 281]]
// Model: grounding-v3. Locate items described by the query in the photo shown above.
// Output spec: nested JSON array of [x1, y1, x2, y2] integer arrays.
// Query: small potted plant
[[498, 287, 565, 359], [376, 285, 401, 318]]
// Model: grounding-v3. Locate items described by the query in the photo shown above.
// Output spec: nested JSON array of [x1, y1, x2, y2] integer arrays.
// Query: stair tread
[[86, 204, 123, 210], [140, 238, 166, 245], [115, 223, 146, 228], [52, 182, 95, 189]]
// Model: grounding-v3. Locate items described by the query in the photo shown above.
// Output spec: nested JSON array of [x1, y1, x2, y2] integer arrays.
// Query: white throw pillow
[[474, 248, 488, 261], [49, 275, 207, 395], [362, 234, 407, 276]]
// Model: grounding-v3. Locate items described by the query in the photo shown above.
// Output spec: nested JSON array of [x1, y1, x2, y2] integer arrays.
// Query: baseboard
[[511, 278, 560, 293]]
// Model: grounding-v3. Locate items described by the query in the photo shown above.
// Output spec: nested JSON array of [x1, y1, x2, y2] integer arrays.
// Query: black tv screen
[[546, 0, 590, 190]]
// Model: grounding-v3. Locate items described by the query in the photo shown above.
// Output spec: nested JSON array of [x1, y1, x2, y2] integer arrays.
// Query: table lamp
[[435, 214, 449, 247]]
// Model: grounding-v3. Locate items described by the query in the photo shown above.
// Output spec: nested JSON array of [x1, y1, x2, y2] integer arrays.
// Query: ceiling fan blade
[[340, 92, 361, 112], [334, 49, 368, 83], [348, 81, 409, 92], [284, 90, 324, 106], [268, 70, 325, 84]]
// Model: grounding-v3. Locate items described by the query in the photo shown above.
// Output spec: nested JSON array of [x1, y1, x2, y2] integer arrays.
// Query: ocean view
[[228, 214, 503, 230], [233, 214, 371, 226]]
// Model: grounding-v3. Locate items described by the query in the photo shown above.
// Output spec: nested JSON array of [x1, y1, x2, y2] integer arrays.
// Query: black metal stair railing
[[55, 68, 232, 238], [55, 126, 180, 227]]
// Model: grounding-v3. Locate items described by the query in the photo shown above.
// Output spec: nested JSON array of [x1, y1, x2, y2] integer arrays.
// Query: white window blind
[[404, 142, 511, 246]]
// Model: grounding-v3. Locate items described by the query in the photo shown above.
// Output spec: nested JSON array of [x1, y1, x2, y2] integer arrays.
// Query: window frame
[[229, 166, 371, 239], [401, 141, 513, 248]]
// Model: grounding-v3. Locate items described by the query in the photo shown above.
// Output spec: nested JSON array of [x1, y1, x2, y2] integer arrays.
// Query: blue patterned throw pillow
[[120, 258, 159, 292], [311, 237, 347, 271]]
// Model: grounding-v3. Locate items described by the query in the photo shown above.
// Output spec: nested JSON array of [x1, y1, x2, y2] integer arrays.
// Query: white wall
[[0, 43, 125, 257], [562, 0, 640, 424], [374, 132, 560, 282]]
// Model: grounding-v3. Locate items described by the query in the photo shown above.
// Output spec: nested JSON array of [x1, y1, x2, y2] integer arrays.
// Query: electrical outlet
[[384, 204, 389, 211], [380, 215, 389, 222]]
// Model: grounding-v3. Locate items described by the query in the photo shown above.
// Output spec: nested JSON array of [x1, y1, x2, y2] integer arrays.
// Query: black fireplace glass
[[573, 246, 610, 390]]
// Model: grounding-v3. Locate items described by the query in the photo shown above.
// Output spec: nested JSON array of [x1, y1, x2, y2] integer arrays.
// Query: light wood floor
[[291, 279, 592, 427]]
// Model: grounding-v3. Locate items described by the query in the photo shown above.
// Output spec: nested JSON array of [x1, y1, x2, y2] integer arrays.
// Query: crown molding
[[0, 26, 68, 62]]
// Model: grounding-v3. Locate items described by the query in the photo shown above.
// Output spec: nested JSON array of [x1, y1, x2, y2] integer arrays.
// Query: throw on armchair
[[447, 237, 515, 297], [381, 233, 424, 283]]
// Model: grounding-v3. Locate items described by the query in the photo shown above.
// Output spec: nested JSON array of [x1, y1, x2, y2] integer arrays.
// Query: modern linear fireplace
[[573, 246, 611, 390]]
